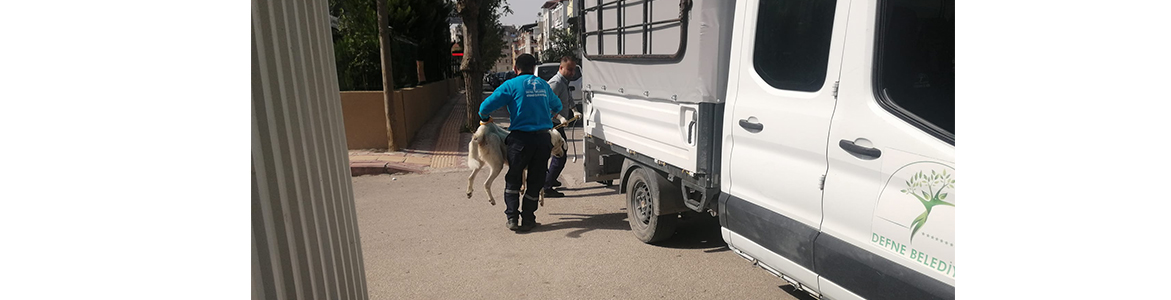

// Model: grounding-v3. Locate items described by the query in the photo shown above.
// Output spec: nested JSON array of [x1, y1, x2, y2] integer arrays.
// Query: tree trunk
[[458, 0, 482, 131], [377, 0, 399, 150]]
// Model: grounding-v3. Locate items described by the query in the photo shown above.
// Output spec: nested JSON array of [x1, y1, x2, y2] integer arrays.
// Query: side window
[[753, 0, 838, 92], [876, 0, 955, 140]]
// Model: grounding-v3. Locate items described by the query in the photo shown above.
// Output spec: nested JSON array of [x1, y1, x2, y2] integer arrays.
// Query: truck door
[[817, 0, 954, 299], [723, 0, 851, 290]]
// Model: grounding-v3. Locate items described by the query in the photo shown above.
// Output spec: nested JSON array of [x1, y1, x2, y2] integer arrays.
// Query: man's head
[[514, 54, 538, 75], [558, 56, 577, 79]]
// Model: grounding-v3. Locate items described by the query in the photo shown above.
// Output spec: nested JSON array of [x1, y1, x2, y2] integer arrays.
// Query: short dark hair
[[515, 54, 538, 73], [560, 56, 576, 65]]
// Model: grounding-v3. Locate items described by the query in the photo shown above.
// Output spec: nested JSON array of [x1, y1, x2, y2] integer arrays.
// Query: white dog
[[466, 117, 568, 206]]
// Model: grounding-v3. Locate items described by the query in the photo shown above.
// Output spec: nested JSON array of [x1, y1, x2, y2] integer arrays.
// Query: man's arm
[[478, 84, 510, 120], [549, 80, 573, 116], [544, 83, 563, 117]]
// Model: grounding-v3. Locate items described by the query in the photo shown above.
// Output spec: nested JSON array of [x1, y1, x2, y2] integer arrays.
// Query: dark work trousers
[[544, 127, 567, 190], [503, 129, 552, 222]]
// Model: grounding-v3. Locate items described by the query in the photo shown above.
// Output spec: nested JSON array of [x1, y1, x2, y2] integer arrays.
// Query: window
[[753, 0, 838, 92], [876, 0, 955, 140]]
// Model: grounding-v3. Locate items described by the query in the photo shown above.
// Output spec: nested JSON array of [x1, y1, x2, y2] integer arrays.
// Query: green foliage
[[387, 0, 456, 85], [330, 0, 455, 91], [475, 0, 512, 72], [331, 0, 381, 91], [541, 28, 580, 64]]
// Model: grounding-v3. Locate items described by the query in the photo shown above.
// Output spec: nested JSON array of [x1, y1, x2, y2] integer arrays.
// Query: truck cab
[[580, 0, 954, 299]]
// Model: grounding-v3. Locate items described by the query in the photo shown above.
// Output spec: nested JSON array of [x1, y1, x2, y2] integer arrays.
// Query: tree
[[377, 0, 400, 150], [334, 0, 506, 129], [385, 0, 455, 84], [332, 0, 381, 90], [475, 1, 511, 72], [332, 0, 454, 91], [900, 169, 955, 241], [457, 0, 511, 130], [540, 28, 580, 64]]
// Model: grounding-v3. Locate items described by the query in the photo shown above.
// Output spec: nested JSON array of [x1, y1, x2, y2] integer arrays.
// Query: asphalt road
[[352, 124, 813, 300]]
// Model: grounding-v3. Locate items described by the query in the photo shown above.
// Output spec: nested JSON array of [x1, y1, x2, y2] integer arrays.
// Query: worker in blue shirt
[[479, 53, 562, 232]]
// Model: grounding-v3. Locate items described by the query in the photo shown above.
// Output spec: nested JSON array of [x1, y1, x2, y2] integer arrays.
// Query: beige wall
[[340, 79, 456, 150], [340, 91, 391, 150]]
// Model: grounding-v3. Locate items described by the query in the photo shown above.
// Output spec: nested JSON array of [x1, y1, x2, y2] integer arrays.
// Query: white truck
[[578, 0, 954, 299]]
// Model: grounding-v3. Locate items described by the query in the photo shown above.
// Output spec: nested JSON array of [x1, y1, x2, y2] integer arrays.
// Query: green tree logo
[[901, 169, 955, 242]]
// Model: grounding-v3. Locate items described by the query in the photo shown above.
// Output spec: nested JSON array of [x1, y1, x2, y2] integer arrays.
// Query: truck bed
[[580, 0, 735, 174]]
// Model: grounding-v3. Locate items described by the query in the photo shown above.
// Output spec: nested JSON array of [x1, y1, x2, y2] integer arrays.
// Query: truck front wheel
[[626, 168, 678, 243]]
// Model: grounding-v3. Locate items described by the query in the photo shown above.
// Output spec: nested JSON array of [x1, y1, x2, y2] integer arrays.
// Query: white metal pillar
[[252, 0, 367, 299]]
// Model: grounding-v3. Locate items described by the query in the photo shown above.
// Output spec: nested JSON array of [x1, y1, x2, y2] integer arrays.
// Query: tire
[[626, 168, 678, 243]]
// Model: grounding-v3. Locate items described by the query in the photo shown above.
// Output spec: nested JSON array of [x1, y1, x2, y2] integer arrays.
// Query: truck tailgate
[[585, 93, 699, 173]]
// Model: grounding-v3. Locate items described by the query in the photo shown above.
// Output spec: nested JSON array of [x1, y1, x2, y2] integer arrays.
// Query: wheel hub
[[633, 182, 653, 225]]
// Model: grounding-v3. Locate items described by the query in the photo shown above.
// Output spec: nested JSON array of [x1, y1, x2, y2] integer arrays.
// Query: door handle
[[738, 118, 763, 132], [839, 139, 882, 159]]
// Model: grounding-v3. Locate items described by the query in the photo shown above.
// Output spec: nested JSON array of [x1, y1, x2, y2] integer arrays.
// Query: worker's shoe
[[518, 220, 539, 232], [550, 180, 562, 188], [506, 218, 520, 231], [542, 188, 565, 198]]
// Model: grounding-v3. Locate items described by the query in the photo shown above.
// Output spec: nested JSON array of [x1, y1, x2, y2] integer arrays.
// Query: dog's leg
[[466, 139, 483, 199], [466, 161, 481, 199], [484, 161, 502, 206]]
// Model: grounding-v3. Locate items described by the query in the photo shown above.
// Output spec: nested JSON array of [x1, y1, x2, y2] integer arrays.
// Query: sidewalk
[[348, 87, 481, 176]]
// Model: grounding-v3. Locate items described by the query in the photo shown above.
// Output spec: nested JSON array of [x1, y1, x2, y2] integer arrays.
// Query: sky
[[500, 0, 546, 27]]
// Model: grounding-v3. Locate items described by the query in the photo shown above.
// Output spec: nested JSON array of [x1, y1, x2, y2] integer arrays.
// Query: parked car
[[484, 71, 517, 91], [482, 72, 498, 91], [536, 62, 583, 110]]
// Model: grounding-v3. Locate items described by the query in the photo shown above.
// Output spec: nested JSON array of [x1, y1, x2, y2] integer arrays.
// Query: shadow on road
[[528, 208, 731, 252], [558, 185, 615, 192], [564, 189, 620, 198], [778, 285, 820, 300], [523, 212, 631, 238], [553, 185, 620, 198], [654, 213, 728, 250]]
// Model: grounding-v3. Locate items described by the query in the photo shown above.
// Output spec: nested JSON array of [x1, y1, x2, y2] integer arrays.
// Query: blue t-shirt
[[479, 74, 562, 132]]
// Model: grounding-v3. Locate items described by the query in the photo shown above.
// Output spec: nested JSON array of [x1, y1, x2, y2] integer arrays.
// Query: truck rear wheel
[[626, 168, 678, 243]]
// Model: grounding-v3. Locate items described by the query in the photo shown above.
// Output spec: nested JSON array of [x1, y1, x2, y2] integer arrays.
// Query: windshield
[[537, 66, 558, 81], [537, 65, 583, 81]]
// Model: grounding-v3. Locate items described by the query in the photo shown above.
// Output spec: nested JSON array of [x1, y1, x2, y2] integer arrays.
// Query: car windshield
[[537, 66, 558, 81], [537, 65, 582, 81]]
